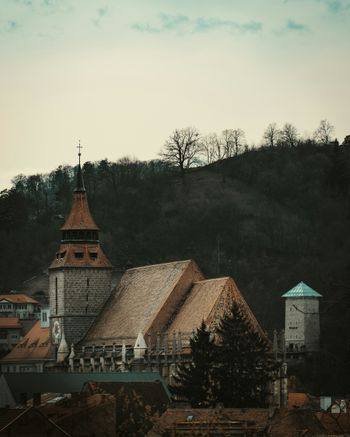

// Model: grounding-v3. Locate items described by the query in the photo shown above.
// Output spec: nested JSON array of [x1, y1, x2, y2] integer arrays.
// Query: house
[[0, 318, 22, 353], [0, 294, 40, 320]]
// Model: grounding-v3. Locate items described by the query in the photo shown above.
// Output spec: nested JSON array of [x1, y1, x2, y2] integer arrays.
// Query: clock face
[[52, 321, 61, 342]]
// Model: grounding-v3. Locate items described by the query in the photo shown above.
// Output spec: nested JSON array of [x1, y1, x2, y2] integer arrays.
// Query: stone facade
[[49, 267, 111, 347], [285, 297, 320, 352]]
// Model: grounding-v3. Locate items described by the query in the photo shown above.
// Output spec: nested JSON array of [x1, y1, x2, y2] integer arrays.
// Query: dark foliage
[[214, 302, 274, 407], [171, 321, 217, 407]]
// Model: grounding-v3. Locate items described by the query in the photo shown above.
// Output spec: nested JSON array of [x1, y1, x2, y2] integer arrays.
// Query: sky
[[1, 0, 350, 189]]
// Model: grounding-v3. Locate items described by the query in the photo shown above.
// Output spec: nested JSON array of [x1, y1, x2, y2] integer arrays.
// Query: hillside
[[1, 142, 349, 392]]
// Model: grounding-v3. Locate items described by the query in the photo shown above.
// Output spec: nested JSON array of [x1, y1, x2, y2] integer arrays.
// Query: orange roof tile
[[0, 294, 39, 304], [288, 392, 311, 408], [61, 192, 99, 231], [49, 244, 112, 269], [0, 317, 21, 329], [0, 320, 52, 362]]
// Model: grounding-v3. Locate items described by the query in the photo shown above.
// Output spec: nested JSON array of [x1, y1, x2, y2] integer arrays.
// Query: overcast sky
[[1, 0, 349, 189]]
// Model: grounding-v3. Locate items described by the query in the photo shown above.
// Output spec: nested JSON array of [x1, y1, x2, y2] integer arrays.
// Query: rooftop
[[0, 320, 51, 363], [0, 294, 39, 304], [61, 191, 99, 231], [0, 317, 21, 329], [282, 281, 322, 298]]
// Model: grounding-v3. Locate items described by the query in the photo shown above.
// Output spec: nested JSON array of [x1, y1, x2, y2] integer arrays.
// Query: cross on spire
[[77, 140, 83, 166]]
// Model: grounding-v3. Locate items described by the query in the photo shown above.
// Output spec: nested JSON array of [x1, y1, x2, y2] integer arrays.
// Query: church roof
[[0, 320, 52, 363], [167, 276, 266, 339], [61, 191, 99, 231], [167, 277, 230, 335], [49, 244, 112, 269], [82, 260, 204, 346], [282, 281, 322, 298]]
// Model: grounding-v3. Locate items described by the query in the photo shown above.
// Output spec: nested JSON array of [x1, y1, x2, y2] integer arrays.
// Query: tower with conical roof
[[282, 281, 322, 353], [49, 148, 112, 349]]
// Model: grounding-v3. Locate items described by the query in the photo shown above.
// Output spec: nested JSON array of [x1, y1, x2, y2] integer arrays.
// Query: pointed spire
[[75, 140, 85, 192]]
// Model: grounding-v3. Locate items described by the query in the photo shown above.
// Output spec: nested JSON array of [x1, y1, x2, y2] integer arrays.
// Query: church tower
[[49, 149, 112, 349]]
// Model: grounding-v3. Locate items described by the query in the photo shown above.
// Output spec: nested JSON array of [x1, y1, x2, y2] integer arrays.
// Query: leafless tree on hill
[[281, 123, 299, 147], [263, 123, 280, 147], [201, 133, 222, 164], [313, 119, 335, 145], [160, 127, 201, 173]]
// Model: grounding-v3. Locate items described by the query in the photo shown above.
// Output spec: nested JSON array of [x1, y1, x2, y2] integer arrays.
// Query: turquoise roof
[[282, 281, 322, 298]]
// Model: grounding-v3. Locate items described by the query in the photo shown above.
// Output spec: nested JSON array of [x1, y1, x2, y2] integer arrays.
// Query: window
[[74, 252, 84, 258], [55, 277, 58, 314], [42, 312, 47, 322], [89, 252, 98, 260]]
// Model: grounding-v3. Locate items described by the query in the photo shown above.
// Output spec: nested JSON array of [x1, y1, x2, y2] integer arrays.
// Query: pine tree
[[171, 321, 217, 407], [215, 302, 274, 407]]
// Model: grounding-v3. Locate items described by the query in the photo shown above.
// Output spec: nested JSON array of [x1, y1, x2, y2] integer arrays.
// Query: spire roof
[[282, 281, 322, 298]]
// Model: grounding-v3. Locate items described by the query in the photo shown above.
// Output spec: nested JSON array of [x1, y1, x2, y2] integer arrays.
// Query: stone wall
[[49, 267, 112, 346]]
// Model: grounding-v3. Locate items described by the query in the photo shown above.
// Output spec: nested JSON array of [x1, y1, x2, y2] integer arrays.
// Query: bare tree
[[313, 119, 335, 144], [161, 127, 201, 173], [221, 129, 246, 157], [232, 129, 246, 155], [281, 123, 299, 147], [201, 133, 222, 164], [263, 123, 280, 147]]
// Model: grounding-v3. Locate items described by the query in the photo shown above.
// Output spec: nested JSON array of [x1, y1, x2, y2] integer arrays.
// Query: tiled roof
[[0, 407, 70, 436], [85, 380, 170, 410], [0, 317, 21, 329], [0, 320, 52, 363], [61, 191, 99, 231], [317, 412, 350, 434], [282, 281, 322, 298], [167, 278, 229, 335], [49, 243, 112, 269], [147, 408, 270, 436], [0, 294, 39, 304], [269, 408, 326, 437], [288, 392, 312, 408], [167, 276, 266, 340], [82, 260, 204, 345]]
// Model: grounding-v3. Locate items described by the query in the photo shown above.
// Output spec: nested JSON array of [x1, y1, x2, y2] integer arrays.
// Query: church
[[1, 157, 268, 381]]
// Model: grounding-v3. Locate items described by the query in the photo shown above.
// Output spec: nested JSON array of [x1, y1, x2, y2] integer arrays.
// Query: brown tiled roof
[[269, 408, 326, 437], [61, 191, 99, 231], [0, 317, 21, 329], [167, 277, 229, 335], [0, 320, 52, 363], [85, 380, 170, 411], [147, 408, 270, 436], [288, 392, 312, 408], [49, 244, 112, 269], [82, 260, 204, 345], [0, 294, 39, 304], [317, 412, 350, 434], [0, 407, 70, 436]]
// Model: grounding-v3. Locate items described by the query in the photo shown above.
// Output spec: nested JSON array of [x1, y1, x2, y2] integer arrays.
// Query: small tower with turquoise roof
[[282, 281, 322, 353]]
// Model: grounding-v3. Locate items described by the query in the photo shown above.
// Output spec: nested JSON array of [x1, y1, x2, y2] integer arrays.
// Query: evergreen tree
[[171, 321, 217, 407], [215, 302, 274, 407]]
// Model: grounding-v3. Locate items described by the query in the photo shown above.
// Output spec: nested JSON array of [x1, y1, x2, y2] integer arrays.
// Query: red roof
[[0, 294, 39, 304], [61, 191, 99, 231], [0, 317, 21, 329], [0, 320, 52, 362], [49, 243, 112, 269]]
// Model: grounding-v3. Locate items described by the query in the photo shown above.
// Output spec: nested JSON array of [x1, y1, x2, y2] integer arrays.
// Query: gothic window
[[55, 277, 58, 314]]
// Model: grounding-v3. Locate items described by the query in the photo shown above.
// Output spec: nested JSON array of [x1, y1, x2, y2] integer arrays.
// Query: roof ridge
[[127, 259, 192, 272]]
